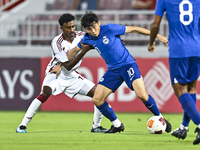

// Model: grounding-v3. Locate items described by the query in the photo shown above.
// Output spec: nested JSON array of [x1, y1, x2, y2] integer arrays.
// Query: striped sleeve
[[51, 35, 69, 63]]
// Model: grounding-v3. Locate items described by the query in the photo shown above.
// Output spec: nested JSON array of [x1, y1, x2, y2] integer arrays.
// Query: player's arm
[[62, 43, 93, 70], [148, 15, 163, 52], [50, 43, 92, 76], [125, 26, 151, 35], [50, 52, 86, 77], [125, 25, 166, 42], [67, 45, 81, 60]]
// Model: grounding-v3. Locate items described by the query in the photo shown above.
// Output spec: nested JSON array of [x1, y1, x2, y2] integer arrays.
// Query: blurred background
[[0, 0, 169, 57], [0, 0, 199, 113]]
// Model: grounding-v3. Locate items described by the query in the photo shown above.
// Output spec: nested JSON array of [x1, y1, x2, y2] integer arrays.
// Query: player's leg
[[132, 78, 171, 133], [169, 58, 200, 143], [91, 106, 107, 132], [121, 63, 171, 132], [78, 79, 107, 132], [132, 78, 160, 115], [92, 84, 124, 133], [16, 86, 51, 133], [172, 80, 198, 139], [16, 74, 56, 133], [181, 80, 197, 127], [172, 83, 200, 140]]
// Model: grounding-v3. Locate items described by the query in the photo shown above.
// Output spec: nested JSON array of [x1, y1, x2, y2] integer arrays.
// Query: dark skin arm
[[148, 15, 163, 52], [51, 42, 93, 77], [62, 51, 86, 71]]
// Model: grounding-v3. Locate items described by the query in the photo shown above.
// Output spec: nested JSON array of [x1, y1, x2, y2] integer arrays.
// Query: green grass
[[0, 111, 199, 150]]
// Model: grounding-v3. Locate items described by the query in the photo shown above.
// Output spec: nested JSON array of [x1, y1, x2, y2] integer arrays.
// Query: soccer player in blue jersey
[[148, 0, 200, 145], [61, 11, 171, 133]]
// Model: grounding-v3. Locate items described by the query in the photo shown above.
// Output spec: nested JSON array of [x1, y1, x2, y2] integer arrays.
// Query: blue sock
[[182, 93, 196, 127], [143, 95, 160, 116], [179, 93, 200, 125], [97, 101, 117, 122]]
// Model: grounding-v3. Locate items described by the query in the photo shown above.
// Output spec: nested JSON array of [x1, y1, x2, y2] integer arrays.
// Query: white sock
[[112, 118, 121, 127], [19, 99, 42, 127], [92, 106, 103, 129], [180, 124, 185, 130], [159, 113, 163, 118], [198, 124, 200, 129]]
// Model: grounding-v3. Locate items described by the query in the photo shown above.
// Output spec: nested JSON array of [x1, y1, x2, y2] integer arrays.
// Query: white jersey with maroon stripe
[[41, 31, 95, 97], [45, 31, 85, 76]]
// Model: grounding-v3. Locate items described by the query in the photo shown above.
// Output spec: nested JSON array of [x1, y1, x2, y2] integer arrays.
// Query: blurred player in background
[[54, 11, 171, 133], [16, 13, 107, 133], [148, 0, 200, 145]]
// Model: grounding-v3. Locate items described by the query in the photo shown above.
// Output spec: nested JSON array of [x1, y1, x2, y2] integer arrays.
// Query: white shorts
[[42, 72, 95, 98]]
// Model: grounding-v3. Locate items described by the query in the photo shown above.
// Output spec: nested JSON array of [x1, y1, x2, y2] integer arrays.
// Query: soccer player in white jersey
[[53, 11, 171, 134], [16, 13, 107, 133], [148, 0, 200, 145]]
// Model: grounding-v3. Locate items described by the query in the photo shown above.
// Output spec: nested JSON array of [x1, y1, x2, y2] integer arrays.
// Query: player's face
[[60, 20, 76, 40], [85, 21, 101, 37]]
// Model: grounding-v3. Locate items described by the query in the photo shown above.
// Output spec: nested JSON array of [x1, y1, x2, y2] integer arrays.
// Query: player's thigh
[[132, 78, 148, 101], [93, 84, 113, 102], [188, 80, 197, 94]]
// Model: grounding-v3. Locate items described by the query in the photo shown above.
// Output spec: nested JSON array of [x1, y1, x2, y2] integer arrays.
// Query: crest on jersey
[[103, 36, 109, 45]]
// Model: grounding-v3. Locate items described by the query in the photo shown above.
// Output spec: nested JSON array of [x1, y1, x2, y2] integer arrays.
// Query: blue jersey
[[78, 23, 135, 69], [155, 0, 200, 58]]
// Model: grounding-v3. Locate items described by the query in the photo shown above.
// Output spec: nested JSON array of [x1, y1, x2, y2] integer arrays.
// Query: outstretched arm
[[125, 26, 151, 35], [148, 15, 163, 52], [125, 23, 168, 47]]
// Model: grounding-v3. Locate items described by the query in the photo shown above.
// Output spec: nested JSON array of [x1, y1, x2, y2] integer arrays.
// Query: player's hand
[[148, 42, 155, 52], [50, 64, 62, 78], [80, 42, 94, 54], [157, 35, 168, 46]]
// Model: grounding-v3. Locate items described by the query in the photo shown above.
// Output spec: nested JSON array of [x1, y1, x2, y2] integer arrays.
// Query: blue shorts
[[98, 63, 141, 92], [169, 57, 200, 85]]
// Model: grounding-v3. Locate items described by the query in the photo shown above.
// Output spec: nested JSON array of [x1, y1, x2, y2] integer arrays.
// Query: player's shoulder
[[51, 33, 65, 49], [101, 23, 116, 29], [102, 23, 123, 31], [52, 33, 64, 43]]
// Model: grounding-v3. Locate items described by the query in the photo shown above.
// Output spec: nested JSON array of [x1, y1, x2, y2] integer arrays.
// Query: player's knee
[[92, 97, 104, 107], [137, 93, 148, 102], [41, 86, 52, 98], [174, 89, 187, 98], [37, 94, 48, 103]]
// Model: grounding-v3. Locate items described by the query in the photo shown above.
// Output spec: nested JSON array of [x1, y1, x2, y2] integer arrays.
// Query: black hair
[[80, 11, 98, 28], [58, 13, 75, 26]]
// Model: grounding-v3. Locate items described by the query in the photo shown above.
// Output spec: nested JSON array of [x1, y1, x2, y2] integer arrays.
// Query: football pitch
[[0, 111, 199, 150]]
